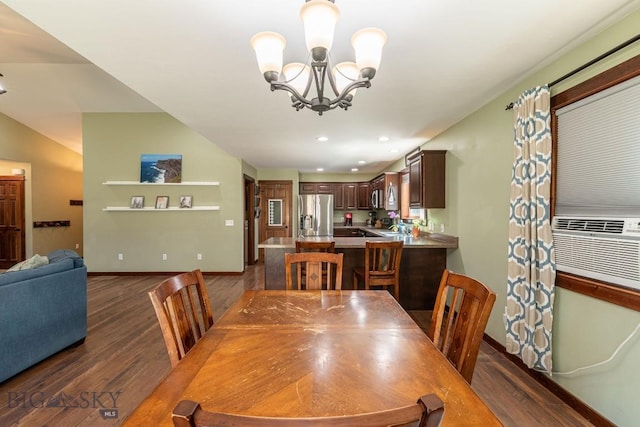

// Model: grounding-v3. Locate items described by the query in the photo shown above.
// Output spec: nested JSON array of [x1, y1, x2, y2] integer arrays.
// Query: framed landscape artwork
[[140, 154, 182, 183]]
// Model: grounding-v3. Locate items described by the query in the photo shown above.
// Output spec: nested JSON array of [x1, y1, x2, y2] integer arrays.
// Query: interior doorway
[[244, 175, 257, 266], [0, 176, 26, 268], [258, 180, 293, 263]]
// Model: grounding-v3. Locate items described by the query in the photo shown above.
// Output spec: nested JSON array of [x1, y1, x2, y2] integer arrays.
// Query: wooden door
[[244, 176, 257, 266], [0, 176, 26, 268], [258, 181, 292, 262]]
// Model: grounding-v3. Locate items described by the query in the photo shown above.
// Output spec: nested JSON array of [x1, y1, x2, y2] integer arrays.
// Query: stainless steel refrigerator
[[298, 194, 334, 237]]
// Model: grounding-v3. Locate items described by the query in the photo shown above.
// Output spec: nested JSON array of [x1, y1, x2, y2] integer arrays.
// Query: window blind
[[555, 74, 640, 217]]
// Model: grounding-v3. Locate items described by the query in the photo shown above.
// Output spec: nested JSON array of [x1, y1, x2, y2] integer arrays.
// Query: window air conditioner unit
[[551, 216, 640, 291]]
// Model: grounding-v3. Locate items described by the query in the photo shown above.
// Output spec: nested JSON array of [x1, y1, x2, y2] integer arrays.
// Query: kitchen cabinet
[[357, 182, 370, 209], [407, 150, 446, 208], [299, 183, 332, 194], [370, 173, 398, 211], [333, 184, 345, 209], [333, 183, 357, 210], [333, 227, 361, 237], [343, 183, 357, 210], [382, 173, 399, 211], [300, 183, 316, 194]]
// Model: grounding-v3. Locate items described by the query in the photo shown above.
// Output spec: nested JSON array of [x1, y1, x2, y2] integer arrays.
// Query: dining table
[[123, 290, 502, 426]]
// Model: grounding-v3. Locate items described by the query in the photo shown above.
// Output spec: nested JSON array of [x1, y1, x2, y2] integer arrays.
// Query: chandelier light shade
[[333, 61, 359, 95], [283, 62, 311, 95], [300, 0, 339, 55], [251, 0, 386, 115], [250, 32, 286, 77], [0, 72, 6, 95], [352, 28, 387, 78]]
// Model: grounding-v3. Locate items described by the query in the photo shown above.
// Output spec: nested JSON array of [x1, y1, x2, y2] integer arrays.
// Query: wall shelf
[[102, 206, 220, 212], [102, 181, 220, 186], [102, 180, 221, 211]]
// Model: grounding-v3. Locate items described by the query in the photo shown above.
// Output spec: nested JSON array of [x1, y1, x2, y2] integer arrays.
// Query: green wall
[[83, 113, 244, 273], [0, 114, 83, 257], [406, 11, 640, 426]]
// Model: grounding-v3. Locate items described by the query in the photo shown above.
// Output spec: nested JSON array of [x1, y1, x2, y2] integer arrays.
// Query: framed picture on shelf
[[155, 196, 169, 209], [140, 154, 182, 183], [130, 196, 144, 209], [179, 195, 192, 208]]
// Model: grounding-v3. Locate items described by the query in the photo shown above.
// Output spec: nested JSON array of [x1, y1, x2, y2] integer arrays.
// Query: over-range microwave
[[371, 189, 382, 209]]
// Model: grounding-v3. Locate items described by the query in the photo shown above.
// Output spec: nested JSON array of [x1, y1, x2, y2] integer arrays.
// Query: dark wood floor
[[0, 264, 593, 426]]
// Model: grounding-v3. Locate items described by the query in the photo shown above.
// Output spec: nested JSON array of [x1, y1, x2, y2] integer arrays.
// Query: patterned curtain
[[505, 86, 556, 374]]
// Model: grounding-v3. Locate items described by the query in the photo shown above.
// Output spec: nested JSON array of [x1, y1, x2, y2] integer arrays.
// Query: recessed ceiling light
[[317, 168, 324, 172], [378, 136, 390, 142], [316, 136, 329, 142], [351, 168, 359, 172], [358, 160, 366, 165], [389, 148, 399, 153]]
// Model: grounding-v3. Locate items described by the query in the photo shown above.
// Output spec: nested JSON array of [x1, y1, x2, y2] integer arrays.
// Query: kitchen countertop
[[258, 226, 458, 249]]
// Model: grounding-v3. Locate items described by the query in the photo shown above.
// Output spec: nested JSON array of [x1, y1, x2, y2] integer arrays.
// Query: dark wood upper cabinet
[[316, 183, 333, 194], [334, 184, 345, 209], [300, 182, 333, 195], [343, 183, 358, 210], [382, 173, 399, 211], [358, 182, 371, 210], [408, 151, 446, 209], [300, 183, 317, 194]]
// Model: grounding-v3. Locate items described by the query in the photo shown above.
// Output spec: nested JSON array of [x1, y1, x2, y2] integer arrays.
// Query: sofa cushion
[[0, 258, 75, 287], [47, 249, 84, 268], [7, 254, 49, 272]]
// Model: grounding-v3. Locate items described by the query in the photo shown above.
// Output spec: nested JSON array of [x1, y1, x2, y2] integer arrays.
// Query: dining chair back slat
[[148, 270, 214, 368], [353, 240, 404, 299], [285, 252, 344, 290], [427, 270, 496, 383]]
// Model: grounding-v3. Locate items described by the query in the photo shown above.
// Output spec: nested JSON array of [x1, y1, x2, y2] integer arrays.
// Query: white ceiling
[[1, 1, 639, 174]]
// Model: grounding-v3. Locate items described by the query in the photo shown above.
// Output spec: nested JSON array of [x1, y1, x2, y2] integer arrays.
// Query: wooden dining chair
[[427, 269, 496, 384], [295, 240, 336, 288], [172, 393, 444, 427], [285, 252, 344, 290], [295, 240, 336, 253], [352, 240, 404, 299], [148, 269, 214, 368]]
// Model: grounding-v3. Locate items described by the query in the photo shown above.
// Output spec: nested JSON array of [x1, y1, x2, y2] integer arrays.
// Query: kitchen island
[[258, 228, 458, 310]]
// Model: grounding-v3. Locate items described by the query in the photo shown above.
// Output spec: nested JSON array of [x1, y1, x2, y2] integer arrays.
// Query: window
[[268, 199, 283, 226], [551, 53, 640, 312]]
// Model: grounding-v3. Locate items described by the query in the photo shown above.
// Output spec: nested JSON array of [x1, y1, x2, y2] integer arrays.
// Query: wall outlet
[[225, 219, 234, 226], [440, 224, 445, 233], [162, 253, 167, 261], [117, 253, 123, 261], [197, 253, 202, 261], [75, 243, 80, 249]]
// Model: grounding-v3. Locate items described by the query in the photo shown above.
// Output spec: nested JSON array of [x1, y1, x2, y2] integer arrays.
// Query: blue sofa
[[0, 249, 87, 383]]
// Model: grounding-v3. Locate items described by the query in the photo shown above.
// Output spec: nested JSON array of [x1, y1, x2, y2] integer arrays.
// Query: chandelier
[[250, 0, 386, 115]]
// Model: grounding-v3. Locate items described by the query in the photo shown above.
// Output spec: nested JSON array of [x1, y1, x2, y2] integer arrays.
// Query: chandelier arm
[[300, 64, 314, 99], [311, 61, 328, 102], [329, 79, 371, 105], [325, 62, 341, 98], [270, 81, 313, 109]]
